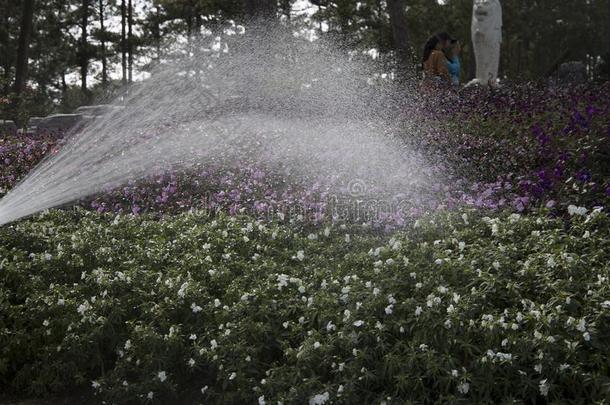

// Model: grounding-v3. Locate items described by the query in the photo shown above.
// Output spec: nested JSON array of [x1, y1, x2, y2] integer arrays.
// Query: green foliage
[[0, 207, 609, 403]]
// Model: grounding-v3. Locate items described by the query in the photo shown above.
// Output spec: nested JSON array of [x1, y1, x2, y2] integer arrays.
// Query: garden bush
[[1, 207, 608, 403], [2, 83, 608, 222]]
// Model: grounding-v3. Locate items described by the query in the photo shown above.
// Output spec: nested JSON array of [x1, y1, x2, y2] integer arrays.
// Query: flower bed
[[0, 207, 608, 403], [1, 83, 609, 222], [417, 83, 610, 212]]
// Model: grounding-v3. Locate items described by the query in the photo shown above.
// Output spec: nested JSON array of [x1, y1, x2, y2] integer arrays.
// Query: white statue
[[467, 0, 502, 87]]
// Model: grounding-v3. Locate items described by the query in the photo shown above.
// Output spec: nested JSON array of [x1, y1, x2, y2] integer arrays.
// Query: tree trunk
[[80, 0, 89, 93], [280, 0, 291, 20], [128, 0, 133, 83], [155, 5, 161, 60], [99, 0, 107, 87], [387, 0, 409, 71], [62, 71, 67, 96], [607, 0, 610, 55], [13, 0, 35, 96], [1, 4, 11, 94], [244, 0, 277, 20], [121, 0, 127, 85]]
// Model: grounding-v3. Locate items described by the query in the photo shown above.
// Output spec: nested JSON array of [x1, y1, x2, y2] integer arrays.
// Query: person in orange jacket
[[422, 34, 451, 86]]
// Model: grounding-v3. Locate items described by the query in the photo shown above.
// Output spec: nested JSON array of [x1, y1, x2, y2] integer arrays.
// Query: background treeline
[[1, 0, 609, 122]]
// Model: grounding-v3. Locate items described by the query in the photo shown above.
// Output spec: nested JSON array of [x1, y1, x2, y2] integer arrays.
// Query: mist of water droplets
[[0, 23, 439, 226]]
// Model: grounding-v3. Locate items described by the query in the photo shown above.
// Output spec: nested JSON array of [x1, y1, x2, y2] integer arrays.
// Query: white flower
[[415, 306, 423, 317], [214, 298, 221, 307], [210, 339, 218, 350], [188, 358, 195, 367], [435, 259, 443, 265], [158, 371, 167, 382], [258, 395, 266, 405], [492, 261, 500, 270], [583, 332, 591, 341], [241, 293, 249, 301], [77, 301, 90, 315], [451, 369, 458, 377], [177, 282, 188, 299], [534, 364, 542, 373], [458, 242, 466, 251], [539, 379, 550, 397], [447, 304, 455, 314], [43, 319, 50, 327], [57, 298, 65, 306], [309, 391, 330, 405], [229, 372, 237, 380], [201, 385, 208, 394], [567, 205, 587, 216], [313, 341, 321, 349], [191, 303, 203, 313], [444, 319, 452, 329], [353, 320, 364, 327], [559, 363, 570, 371], [415, 282, 423, 289], [385, 305, 393, 315], [576, 318, 586, 332], [457, 382, 470, 394], [294, 250, 305, 261], [124, 340, 131, 350], [147, 391, 154, 399], [277, 274, 289, 290], [602, 301, 610, 309], [299, 285, 306, 294], [189, 334, 197, 340], [91, 380, 101, 389], [419, 344, 428, 351]]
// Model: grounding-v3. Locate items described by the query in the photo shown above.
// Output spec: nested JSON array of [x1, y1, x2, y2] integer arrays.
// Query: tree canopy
[[1, 0, 608, 122]]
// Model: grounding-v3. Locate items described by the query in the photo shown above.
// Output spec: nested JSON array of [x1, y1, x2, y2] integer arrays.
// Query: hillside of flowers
[[0, 83, 609, 404], [1, 84, 608, 219], [1, 208, 609, 403]]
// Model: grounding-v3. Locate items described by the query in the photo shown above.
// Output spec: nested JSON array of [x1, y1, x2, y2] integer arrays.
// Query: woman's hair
[[436, 32, 453, 43], [422, 35, 440, 66]]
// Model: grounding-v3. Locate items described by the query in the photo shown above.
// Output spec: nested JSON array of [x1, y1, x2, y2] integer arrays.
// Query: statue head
[[473, 0, 502, 29]]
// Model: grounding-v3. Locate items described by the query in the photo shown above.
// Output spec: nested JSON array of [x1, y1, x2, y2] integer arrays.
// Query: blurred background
[[1, 0, 609, 123]]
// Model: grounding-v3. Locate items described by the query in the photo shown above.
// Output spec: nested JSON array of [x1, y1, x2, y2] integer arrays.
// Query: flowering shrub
[[0, 133, 60, 195], [0, 207, 608, 403], [2, 83, 608, 223], [416, 83, 610, 212]]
